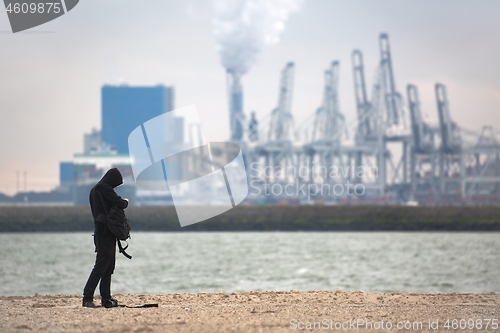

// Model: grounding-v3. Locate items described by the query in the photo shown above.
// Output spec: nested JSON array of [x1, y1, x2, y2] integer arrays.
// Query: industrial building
[[72, 152, 136, 205], [59, 162, 74, 191], [69, 84, 177, 205], [101, 85, 174, 154]]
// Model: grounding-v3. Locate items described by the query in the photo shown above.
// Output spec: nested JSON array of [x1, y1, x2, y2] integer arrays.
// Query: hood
[[100, 167, 123, 188]]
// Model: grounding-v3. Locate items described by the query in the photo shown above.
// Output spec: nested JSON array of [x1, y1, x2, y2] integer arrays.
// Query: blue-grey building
[[101, 85, 174, 154], [59, 161, 74, 187]]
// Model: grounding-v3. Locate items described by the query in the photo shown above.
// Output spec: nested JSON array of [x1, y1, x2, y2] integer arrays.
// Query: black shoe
[[82, 300, 99, 308], [102, 298, 118, 308]]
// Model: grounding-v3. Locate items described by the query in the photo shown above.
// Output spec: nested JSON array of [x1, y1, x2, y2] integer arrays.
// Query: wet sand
[[0, 291, 499, 332]]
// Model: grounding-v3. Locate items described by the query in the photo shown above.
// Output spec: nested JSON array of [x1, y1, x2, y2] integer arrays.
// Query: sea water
[[0, 232, 498, 296]]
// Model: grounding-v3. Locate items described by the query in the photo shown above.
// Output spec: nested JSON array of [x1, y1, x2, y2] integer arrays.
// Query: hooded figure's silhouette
[[83, 168, 129, 308]]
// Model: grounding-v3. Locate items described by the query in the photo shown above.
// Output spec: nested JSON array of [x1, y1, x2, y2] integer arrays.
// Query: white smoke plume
[[212, 0, 303, 75]]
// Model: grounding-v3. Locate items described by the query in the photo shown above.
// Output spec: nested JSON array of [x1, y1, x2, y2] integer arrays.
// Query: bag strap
[[118, 303, 158, 308], [117, 239, 132, 260]]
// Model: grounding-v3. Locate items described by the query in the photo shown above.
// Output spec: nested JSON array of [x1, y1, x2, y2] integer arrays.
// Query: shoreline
[[2, 205, 500, 232], [1, 291, 499, 332]]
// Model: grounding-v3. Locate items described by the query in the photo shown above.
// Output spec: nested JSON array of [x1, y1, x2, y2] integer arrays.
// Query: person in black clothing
[[83, 168, 129, 308]]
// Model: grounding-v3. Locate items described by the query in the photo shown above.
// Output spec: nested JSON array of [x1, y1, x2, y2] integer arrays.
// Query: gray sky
[[1, 0, 499, 194]]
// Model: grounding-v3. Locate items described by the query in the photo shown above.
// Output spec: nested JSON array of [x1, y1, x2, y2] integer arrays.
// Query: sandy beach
[[1, 291, 498, 332]]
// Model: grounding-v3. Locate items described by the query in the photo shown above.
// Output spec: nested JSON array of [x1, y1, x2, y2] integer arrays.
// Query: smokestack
[[227, 70, 244, 141], [213, 0, 302, 141]]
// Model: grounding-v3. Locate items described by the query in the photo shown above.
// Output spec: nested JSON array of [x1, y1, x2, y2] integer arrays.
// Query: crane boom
[[436, 83, 461, 153], [379, 33, 399, 126], [268, 62, 295, 142]]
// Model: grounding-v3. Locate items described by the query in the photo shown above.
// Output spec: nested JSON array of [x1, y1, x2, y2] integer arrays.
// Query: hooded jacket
[[89, 168, 129, 237]]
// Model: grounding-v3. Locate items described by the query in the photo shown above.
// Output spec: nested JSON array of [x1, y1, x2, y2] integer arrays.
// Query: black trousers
[[83, 234, 116, 302]]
